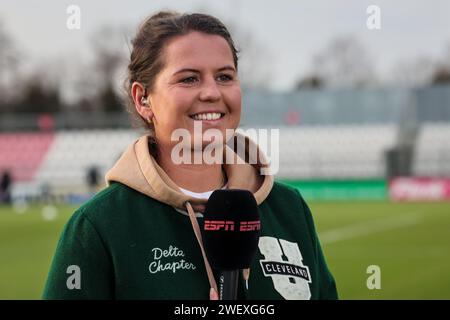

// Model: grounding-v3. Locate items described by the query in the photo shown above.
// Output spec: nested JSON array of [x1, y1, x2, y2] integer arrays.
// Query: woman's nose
[[199, 78, 221, 102]]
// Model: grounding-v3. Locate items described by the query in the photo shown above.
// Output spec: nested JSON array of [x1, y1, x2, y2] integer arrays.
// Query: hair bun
[[149, 11, 180, 21]]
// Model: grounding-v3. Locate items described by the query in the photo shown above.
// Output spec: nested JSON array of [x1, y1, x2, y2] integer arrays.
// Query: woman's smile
[[189, 111, 227, 126]]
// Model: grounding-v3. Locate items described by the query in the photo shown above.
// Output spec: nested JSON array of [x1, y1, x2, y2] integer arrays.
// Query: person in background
[[0, 170, 12, 204], [86, 165, 100, 195]]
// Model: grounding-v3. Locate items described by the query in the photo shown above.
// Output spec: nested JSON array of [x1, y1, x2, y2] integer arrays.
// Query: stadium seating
[[3, 122, 450, 200], [276, 125, 397, 179], [0, 130, 140, 199], [412, 122, 450, 176], [0, 133, 54, 181], [34, 129, 140, 190]]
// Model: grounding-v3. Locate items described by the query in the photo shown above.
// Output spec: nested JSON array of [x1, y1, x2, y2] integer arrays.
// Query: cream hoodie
[[105, 132, 274, 212], [105, 132, 274, 296]]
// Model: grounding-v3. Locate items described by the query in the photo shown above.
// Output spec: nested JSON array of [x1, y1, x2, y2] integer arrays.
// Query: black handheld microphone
[[202, 189, 261, 300]]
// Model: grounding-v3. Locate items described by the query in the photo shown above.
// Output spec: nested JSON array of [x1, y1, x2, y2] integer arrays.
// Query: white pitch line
[[320, 214, 422, 244]]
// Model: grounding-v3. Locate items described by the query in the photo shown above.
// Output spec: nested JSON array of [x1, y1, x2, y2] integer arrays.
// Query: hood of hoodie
[[105, 132, 274, 213]]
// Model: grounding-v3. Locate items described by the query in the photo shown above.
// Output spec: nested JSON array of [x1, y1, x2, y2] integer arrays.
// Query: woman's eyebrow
[[172, 65, 236, 76], [217, 65, 236, 72], [172, 68, 200, 76]]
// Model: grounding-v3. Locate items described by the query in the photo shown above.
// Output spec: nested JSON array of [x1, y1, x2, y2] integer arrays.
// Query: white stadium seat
[[276, 124, 397, 179], [412, 122, 450, 176]]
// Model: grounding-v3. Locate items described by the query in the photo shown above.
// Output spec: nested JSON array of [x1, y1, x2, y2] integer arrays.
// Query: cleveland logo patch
[[259, 237, 312, 300]]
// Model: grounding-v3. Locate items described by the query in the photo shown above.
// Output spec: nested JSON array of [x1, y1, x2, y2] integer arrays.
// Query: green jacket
[[43, 134, 337, 300]]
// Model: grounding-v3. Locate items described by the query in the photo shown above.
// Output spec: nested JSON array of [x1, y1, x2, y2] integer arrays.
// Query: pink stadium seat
[[0, 133, 55, 182]]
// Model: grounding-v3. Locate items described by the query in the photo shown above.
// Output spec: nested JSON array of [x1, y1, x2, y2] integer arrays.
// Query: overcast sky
[[1, 0, 449, 91]]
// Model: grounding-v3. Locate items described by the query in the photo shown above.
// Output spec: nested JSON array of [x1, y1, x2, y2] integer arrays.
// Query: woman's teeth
[[191, 112, 222, 121]]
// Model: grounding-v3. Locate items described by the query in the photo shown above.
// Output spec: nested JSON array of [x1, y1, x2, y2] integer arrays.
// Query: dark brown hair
[[125, 11, 239, 132]]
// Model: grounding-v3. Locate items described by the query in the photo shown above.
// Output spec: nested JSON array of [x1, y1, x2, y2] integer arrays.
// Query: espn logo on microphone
[[204, 220, 261, 232], [205, 220, 235, 231], [240, 221, 261, 232]]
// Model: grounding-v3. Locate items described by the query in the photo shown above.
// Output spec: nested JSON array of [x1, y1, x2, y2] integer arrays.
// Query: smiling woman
[[42, 10, 337, 300], [132, 30, 242, 186], [127, 12, 242, 193]]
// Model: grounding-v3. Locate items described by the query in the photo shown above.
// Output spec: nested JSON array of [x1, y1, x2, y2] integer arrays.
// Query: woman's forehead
[[162, 31, 235, 71]]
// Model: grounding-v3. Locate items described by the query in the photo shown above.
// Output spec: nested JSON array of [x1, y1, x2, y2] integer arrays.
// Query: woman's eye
[[180, 76, 198, 84], [217, 74, 233, 82]]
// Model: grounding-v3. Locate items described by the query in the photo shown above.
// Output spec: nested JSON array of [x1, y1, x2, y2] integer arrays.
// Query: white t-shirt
[[179, 183, 228, 200]]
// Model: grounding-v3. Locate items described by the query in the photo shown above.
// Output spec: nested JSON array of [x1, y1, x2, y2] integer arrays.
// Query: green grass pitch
[[0, 200, 449, 299]]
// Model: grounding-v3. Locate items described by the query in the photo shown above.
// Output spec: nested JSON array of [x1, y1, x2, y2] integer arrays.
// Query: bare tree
[[431, 67, 450, 85], [295, 74, 324, 90], [443, 42, 450, 67], [310, 35, 376, 88], [229, 25, 274, 90], [390, 56, 436, 87], [431, 42, 450, 85], [390, 41, 450, 87], [0, 20, 20, 110], [15, 73, 61, 113], [88, 25, 130, 112]]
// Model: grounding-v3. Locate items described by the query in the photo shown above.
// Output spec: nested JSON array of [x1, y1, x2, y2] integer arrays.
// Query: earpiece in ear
[[140, 86, 149, 106]]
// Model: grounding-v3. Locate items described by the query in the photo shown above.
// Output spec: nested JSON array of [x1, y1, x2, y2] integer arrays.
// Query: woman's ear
[[131, 82, 154, 121]]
